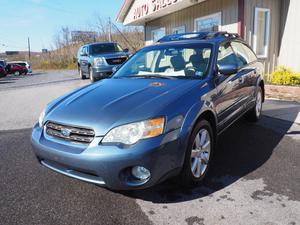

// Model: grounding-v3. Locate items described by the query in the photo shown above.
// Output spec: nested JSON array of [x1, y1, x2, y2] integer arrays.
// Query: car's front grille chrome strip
[[45, 121, 95, 144]]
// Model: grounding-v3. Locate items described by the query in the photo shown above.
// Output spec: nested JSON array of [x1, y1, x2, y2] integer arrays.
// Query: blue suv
[[77, 42, 129, 82], [32, 32, 264, 190]]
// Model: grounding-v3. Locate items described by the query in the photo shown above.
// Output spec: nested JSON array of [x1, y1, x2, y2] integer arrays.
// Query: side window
[[231, 42, 248, 67], [82, 47, 88, 56], [231, 41, 257, 66], [217, 43, 237, 67], [242, 44, 257, 63]]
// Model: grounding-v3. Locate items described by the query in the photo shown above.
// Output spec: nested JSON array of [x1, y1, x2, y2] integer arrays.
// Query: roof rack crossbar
[[157, 31, 240, 43]]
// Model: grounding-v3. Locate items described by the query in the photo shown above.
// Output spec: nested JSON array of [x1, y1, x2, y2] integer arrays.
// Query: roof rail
[[157, 32, 240, 43]]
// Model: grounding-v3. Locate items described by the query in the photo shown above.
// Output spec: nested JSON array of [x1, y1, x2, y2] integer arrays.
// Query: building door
[[194, 12, 222, 32]]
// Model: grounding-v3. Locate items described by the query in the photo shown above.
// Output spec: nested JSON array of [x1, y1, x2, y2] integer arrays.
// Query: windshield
[[89, 43, 123, 55], [113, 44, 212, 79]]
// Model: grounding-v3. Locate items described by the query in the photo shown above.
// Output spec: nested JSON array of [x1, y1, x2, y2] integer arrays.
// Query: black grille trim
[[106, 57, 127, 65], [45, 121, 95, 144]]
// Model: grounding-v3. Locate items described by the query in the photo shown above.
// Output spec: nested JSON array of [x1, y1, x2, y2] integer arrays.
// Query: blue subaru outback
[[31, 32, 264, 190]]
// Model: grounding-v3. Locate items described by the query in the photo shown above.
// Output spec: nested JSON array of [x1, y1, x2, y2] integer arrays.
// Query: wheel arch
[[193, 109, 217, 139]]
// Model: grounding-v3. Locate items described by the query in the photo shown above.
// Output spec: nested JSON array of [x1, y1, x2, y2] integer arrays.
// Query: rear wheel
[[14, 71, 20, 76], [246, 87, 263, 122], [179, 120, 214, 187]]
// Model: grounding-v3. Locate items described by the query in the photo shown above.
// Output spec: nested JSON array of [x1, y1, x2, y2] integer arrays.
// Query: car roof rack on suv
[[157, 32, 240, 43]]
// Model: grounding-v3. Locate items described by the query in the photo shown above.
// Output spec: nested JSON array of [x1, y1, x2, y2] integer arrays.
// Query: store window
[[172, 26, 186, 34], [253, 8, 270, 58], [152, 27, 166, 42], [195, 12, 222, 32]]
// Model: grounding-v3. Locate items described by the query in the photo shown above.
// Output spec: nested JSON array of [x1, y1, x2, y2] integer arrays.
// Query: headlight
[[93, 57, 106, 67], [102, 117, 165, 145], [38, 110, 46, 128]]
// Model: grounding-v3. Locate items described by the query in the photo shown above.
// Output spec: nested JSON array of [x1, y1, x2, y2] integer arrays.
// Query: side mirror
[[218, 64, 239, 76], [123, 48, 129, 53]]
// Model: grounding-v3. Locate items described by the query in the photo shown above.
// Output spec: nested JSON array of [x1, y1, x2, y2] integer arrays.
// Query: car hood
[[45, 78, 201, 136]]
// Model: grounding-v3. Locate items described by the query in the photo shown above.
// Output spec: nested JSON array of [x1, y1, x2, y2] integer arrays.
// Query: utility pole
[[27, 37, 31, 60], [108, 17, 112, 42]]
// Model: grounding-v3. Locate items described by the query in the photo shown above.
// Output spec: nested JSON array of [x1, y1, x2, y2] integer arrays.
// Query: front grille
[[45, 121, 95, 144], [106, 57, 127, 65]]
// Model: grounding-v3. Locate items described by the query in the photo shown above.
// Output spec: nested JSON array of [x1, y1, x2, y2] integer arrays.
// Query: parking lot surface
[[0, 71, 299, 225]]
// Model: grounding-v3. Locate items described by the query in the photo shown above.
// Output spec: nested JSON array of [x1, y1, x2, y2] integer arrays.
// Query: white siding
[[278, 0, 300, 72]]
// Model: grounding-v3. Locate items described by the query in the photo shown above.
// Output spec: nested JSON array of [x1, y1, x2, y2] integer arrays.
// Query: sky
[[0, 0, 124, 52]]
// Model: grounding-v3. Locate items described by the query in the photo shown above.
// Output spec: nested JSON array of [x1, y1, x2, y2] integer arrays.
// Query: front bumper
[[31, 123, 184, 190], [92, 66, 114, 79]]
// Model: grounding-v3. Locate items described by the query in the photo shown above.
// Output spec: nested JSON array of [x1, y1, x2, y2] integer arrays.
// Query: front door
[[213, 42, 244, 131]]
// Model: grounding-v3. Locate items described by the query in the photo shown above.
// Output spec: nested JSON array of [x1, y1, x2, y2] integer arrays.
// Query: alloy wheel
[[256, 90, 262, 117], [190, 128, 211, 178]]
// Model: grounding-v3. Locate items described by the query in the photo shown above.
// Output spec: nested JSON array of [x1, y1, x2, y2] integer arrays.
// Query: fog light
[[131, 166, 151, 180]]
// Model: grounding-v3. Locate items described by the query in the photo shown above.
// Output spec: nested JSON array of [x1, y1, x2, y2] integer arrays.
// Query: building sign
[[71, 31, 97, 43], [133, 0, 181, 21]]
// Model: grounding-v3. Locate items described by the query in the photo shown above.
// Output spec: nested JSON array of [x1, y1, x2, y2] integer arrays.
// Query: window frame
[[253, 7, 271, 58], [194, 12, 222, 32]]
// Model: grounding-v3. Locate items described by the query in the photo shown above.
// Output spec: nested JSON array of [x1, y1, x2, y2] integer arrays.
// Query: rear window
[[89, 43, 123, 54], [17, 63, 26, 66]]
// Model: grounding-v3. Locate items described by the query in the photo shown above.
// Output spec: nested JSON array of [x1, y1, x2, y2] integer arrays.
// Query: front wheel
[[246, 87, 263, 122], [79, 68, 86, 79], [14, 71, 20, 76], [89, 67, 96, 82], [179, 120, 214, 187]]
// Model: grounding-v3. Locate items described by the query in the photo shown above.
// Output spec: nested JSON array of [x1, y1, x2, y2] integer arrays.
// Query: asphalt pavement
[[0, 71, 299, 225]]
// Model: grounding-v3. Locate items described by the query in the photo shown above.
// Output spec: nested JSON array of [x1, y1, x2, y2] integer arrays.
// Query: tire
[[79, 68, 86, 79], [246, 87, 263, 122], [179, 119, 215, 187], [89, 67, 96, 82], [14, 71, 20, 76]]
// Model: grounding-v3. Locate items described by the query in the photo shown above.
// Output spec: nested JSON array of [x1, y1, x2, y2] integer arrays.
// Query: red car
[[0, 65, 6, 77], [7, 63, 28, 75]]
